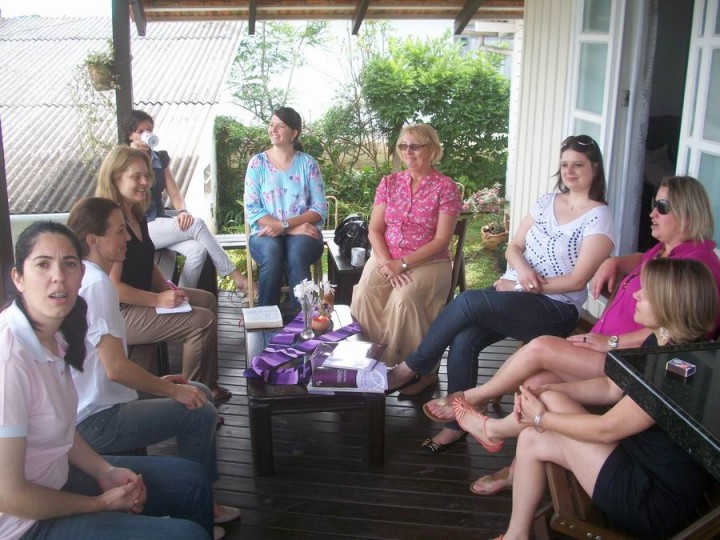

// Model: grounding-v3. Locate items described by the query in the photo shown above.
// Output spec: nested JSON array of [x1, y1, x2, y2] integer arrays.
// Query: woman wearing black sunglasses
[[387, 135, 616, 453]]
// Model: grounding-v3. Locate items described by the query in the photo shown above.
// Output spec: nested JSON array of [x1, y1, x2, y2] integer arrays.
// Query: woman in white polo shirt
[[67, 197, 241, 537], [0, 221, 212, 540]]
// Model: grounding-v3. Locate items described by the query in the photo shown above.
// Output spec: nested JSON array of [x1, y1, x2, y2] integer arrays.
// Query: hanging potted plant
[[84, 41, 116, 91], [461, 182, 510, 249]]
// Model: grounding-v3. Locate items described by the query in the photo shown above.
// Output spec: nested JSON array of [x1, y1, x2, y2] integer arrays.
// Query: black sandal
[[385, 372, 421, 394], [421, 432, 468, 455]]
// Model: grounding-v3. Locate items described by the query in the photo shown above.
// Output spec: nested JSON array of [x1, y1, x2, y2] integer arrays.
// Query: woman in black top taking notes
[[96, 145, 231, 404]]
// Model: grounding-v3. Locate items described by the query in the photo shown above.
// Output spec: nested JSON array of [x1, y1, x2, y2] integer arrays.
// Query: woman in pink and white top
[[351, 124, 462, 368]]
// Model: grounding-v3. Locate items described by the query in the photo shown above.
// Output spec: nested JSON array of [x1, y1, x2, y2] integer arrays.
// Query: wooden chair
[[534, 462, 720, 540], [245, 195, 338, 307], [447, 218, 468, 303]]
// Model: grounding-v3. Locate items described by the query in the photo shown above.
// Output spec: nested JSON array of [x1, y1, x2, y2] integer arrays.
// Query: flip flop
[[422, 391, 465, 423], [470, 466, 513, 495], [453, 396, 504, 453]]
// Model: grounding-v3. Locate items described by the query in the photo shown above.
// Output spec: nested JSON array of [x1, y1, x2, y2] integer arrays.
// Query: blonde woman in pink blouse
[[351, 124, 462, 368]]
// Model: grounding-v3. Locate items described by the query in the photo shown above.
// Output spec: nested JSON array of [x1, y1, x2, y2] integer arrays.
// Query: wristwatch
[[608, 335, 619, 350], [401, 257, 409, 270], [281, 220, 290, 230]]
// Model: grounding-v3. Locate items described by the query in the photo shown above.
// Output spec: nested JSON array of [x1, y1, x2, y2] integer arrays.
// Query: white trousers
[[148, 216, 236, 288]]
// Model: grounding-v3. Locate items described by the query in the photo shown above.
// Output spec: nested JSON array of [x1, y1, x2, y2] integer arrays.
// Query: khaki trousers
[[351, 255, 451, 366], [121, 287, 219, 388]]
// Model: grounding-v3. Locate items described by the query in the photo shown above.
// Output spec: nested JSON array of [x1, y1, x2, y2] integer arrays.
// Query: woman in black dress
[[453, 258, 718, 539]]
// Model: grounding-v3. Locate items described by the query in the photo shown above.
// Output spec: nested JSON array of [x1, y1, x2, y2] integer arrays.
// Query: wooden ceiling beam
[[454, 0, 484, 35], [130, 0, 147, 36], [248, 0, 256, 34], [351, 0, 371, 35]]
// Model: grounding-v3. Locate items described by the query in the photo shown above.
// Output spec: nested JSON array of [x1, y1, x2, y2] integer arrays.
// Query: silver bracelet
[[534, 411, 546, 433]]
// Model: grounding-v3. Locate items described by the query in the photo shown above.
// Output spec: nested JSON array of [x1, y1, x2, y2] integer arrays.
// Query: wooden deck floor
[[155, 292, 528, 539]]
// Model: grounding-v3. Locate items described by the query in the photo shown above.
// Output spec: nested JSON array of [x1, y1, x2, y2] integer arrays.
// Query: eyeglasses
[[397, 143, 428, 153], [561, 135, 597, 149], [651, 198, 671, 215]]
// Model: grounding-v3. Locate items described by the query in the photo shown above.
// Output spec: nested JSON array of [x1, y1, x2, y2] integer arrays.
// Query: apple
[[311, 315, 331, 332]]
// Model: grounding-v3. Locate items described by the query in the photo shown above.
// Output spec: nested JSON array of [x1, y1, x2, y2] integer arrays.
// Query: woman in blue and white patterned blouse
[[244, 107, 327, 308]]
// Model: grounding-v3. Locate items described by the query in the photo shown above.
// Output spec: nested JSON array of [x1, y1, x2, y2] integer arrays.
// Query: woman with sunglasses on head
[[0, 221, 212, 540], [124, 110, 248, 293], [387, 135, 615, 454], [67, 197, 240, 539], [244, 106, 327, 308], [472, 258, 718, 540], [428, 175, 720, 495], [96, 146, 232, 404], [350, 124, 462, 368]]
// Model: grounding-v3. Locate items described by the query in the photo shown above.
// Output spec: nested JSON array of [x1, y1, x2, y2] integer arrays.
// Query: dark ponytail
[[12, 221, 87, 371]]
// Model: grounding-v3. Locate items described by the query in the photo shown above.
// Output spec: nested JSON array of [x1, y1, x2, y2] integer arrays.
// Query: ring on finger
[[529, 283, 535, 289]]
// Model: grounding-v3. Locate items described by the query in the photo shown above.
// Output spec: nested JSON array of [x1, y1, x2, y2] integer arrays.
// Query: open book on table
[[241, 305, 283, 330]]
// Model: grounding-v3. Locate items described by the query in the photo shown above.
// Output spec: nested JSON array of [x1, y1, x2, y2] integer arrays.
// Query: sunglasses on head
[[397, 143, 428, 153], [651, 198, 671, 215], [561, 135, 597, 149]]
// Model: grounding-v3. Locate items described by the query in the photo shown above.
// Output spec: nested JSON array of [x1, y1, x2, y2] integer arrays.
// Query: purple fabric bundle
[[244, 311, 362, 385]]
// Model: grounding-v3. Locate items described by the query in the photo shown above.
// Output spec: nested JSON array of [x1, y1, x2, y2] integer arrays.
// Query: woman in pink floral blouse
[[351, 124, 462, 368]]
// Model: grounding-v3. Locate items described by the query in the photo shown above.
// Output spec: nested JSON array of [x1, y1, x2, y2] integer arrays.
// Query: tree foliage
[[214, 117, 267, 230], [228, 21, 328, 123], [360, 34, 510, 191], [216, 24, 511, 232]]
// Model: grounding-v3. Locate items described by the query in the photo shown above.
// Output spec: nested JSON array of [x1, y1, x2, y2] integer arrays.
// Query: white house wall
[[507, 0, 574, 236]]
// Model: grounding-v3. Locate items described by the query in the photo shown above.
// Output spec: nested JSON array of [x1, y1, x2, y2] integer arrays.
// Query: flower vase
[[300, 300, 315, 340]]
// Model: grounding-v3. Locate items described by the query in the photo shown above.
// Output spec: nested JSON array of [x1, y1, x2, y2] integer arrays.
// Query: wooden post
[[112, 0, 133, 143]]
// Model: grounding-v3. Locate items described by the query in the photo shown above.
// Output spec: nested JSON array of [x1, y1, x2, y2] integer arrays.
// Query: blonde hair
[[641, 258, 717, 344], [397, 124, 443, 164], [96, 145, 152, 221], [660, 176, 714, 242]]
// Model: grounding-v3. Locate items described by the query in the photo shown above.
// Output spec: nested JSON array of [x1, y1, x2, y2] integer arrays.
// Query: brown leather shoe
[[399, 373, 438, 396]]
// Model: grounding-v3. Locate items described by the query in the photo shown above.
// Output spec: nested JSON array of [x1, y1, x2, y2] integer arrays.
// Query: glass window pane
[[716, 1, 720, 35], [576, 43, 608, 114], [582, 0, 611, 33], [703, 49, 720, 142], [573, 120, 601, 143], [698, 152, 720, 244]]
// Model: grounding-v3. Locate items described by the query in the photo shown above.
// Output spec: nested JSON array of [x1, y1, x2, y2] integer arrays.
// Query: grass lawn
[[216, 214, 507, 292]]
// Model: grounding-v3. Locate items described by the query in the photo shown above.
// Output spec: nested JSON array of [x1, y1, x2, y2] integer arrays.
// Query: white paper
[[156, 301, 192, 314]]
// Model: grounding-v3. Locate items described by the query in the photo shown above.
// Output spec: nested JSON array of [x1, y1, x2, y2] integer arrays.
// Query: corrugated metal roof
[[0, 16, 243, 214]]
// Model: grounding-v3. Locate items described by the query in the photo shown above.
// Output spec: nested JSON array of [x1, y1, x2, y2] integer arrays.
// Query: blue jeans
[[77, 383, 219, 483], [21, 456, 212, 539], [406, 288, 579, 428], [249, 233, 324, 308]]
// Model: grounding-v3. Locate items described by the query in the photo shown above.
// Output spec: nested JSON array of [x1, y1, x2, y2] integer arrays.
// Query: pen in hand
[[164, 280, 188, 305]]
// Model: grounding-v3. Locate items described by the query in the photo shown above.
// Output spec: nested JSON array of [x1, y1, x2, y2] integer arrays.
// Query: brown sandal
[[422, 391, 465, 423], [470, 466, 513, 495]]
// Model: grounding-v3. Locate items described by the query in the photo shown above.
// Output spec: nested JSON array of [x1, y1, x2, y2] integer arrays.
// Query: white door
[[677, 0, 720, 244], [566, 0, 624, 148], [567, 0, 660, 254]]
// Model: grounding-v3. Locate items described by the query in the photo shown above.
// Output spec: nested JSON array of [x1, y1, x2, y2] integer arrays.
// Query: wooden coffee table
[[244, 305, 385, 476]]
